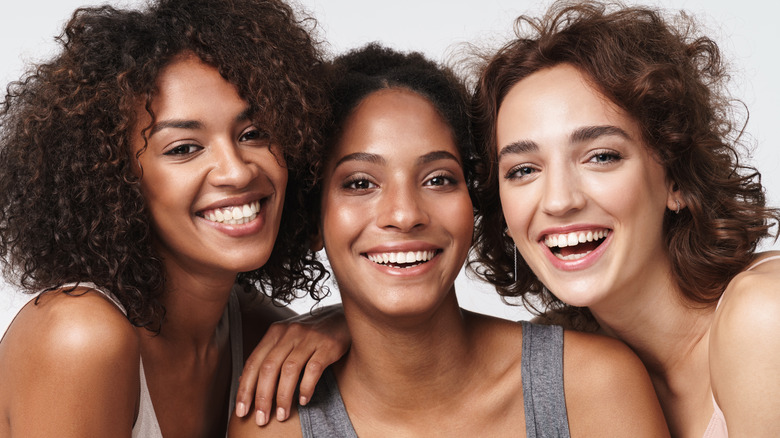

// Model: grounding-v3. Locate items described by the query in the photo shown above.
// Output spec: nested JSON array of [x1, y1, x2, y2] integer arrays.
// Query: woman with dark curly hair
[[231, 43, 669, 438], [0, 0, 349, 436], [471, 1, 780, 435]]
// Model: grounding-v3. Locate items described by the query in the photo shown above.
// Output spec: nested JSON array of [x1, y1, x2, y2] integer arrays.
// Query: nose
[[376, 181, 429, 232], [207, 140, 256, 188], [540, 167, 586, 217]]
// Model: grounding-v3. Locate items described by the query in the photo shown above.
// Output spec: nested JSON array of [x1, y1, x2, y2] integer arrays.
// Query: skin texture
[[496, 64, 780, 437], [0, 54, 348, 438], [230, 88, 669, 437]]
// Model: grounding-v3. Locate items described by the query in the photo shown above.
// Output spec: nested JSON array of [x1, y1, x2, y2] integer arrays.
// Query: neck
[[590, 270, 716, 390], [141, 257, 237, 356], [337, 289, 476, 408]]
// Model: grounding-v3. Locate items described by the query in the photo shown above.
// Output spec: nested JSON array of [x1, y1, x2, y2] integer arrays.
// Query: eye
[[164, 143, 202, 156], [343, 177, 377, 191], [588, 150, 622, 165], [504, 165, 537, 180], [424, 172, 457, 187], [239, 127, 270, 143]]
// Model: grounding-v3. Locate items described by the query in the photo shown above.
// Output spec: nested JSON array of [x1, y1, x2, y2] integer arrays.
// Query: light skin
[[0, 53, 348, 437], [231, 87, 669, 437], [496, 63, 780, 437]]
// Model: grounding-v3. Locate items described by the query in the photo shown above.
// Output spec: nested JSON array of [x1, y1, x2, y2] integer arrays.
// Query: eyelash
[[587, 149, 623, 165], [164, 143, 201, 156], [342, 175, 376, 191], [424, 172, 458, 187], [504, 165, 537, 180]]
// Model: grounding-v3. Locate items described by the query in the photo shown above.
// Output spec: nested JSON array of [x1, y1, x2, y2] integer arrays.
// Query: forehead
[[332, 88, 460, 161], [496, 64, 639, 144]]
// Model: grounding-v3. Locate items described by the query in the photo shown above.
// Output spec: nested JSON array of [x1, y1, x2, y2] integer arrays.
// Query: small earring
[[675, 199, 681, 214], [513, 244, 517, 281]]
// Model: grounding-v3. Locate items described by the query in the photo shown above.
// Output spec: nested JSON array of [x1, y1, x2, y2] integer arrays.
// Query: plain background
[[1, 0, 779, 333]]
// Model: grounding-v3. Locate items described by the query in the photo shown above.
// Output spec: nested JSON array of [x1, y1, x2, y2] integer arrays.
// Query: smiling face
[[320, 88, 473, 321], [496, 64, 676, 309], [133, 54, 288, 282]]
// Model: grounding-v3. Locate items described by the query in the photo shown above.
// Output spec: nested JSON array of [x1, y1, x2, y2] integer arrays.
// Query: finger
[[273, 350, 311, 422], [297, 353, 328, 406], [253, 343, 295, 426], [234, 325, 284, 417]]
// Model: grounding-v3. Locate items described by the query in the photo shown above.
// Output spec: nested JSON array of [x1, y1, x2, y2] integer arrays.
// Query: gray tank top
[[299, 321, 570, 437]]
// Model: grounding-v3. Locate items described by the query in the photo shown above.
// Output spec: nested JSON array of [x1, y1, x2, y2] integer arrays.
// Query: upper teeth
[[544, 229, 609, 248], [202, 201, 260, 225], [367, 250, 436, 265]]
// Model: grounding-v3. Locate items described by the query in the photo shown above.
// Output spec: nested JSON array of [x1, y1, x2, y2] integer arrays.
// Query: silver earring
[[675, 199, 681, 214], [513, 244, 517, 281]]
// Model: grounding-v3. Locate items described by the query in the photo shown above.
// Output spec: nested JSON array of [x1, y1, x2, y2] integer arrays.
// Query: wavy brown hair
[[0, 0, 329, 330], [470, 0, 780, 316]]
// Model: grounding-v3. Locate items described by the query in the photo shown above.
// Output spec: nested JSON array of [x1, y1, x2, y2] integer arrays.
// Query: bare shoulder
[[708, 251, 780, 434], [563, 331, 669, 437], [0, 288, 140, 436], [228, 403, 303, 437]]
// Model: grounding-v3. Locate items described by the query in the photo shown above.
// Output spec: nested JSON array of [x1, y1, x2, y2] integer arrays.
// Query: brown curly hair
[[0, 0, 329, 330], [470, 0, 780, 315]]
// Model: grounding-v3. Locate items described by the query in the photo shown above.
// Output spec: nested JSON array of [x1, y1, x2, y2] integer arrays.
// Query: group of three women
[[0, 0, 777, 436]]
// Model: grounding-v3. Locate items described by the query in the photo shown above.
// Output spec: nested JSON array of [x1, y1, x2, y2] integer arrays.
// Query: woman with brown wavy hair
[[471, 1, 780, 436], [0, 0, 348, 436]]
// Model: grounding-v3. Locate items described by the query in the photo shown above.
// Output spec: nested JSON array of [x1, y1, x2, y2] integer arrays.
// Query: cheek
[[498, 183, 530, 238]]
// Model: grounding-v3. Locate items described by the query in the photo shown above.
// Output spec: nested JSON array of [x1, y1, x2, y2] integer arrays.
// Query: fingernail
[[276, 407, 286, 421], [236, 402, 247, 417], [299, 396, 309, 406], [255, 410, 267, 426]]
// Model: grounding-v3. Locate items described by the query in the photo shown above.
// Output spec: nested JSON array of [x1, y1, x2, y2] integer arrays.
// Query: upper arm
[[0, 291, 140, 437], [563, 331, 669, 437], [710, 268, 780, 436]]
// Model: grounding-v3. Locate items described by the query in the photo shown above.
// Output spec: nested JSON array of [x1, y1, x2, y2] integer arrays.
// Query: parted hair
[[323, 42, 476, 197], [470, 0, 780, 317], [0, 0, 329, 330]]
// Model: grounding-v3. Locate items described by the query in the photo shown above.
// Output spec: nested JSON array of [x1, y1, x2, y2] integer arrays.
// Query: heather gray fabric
[[299, 368, 358, 438], [521, 321, 571, 438], [299, 321, 570, 437]]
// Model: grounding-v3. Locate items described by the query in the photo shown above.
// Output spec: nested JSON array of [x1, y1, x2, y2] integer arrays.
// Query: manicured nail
[[276, 407, 286, 421], [299, 396, 309, 406], [236, 402, 247, 417], [255, 410, 267, 426]]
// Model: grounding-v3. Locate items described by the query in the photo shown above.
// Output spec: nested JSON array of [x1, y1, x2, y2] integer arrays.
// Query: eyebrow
[[332, 149, 462, 170], [416, 150, 462, 166], [148, 108, 253, 137], [333, 152, 386, 169], [498, 125, 631, 159]]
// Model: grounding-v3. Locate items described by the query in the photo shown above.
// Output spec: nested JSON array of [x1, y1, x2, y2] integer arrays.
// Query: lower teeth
[[555, 250, 591, 261]]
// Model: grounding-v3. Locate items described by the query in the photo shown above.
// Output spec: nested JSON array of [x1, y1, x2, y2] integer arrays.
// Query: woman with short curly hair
[[471, 1, 780, 435], [0, 0, 348, 436]]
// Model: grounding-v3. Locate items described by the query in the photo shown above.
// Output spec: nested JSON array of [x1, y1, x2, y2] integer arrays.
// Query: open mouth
[[197, 199, 264, 225], [365, 250, 440, 269], [543, 229, 610, 261]]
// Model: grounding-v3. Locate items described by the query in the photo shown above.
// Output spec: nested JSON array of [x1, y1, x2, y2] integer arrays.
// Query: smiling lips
[[198, 200, 262, 225], [366, 250, 438, 269], [543, 229, 610, 261]]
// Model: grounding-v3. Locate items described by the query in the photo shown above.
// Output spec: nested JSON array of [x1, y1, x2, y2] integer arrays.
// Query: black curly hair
[[323, 43, 476, 195], [470, 0, 780, 317], [0, 0, 329, 330]]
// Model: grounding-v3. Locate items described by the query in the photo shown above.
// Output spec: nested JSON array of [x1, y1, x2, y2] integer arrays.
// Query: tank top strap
[[59, 281, 127, 315], [521, 321, 571, 438], [745, 254, 780, 271]]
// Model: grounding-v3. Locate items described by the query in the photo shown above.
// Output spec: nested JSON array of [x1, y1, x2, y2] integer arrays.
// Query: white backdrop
[[2, 0, 779, 332]]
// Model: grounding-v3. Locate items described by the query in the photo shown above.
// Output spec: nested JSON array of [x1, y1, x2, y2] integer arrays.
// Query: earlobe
[[666, 182, 686, 213]]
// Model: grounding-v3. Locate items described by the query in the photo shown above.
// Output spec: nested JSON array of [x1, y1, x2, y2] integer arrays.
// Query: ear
[[505, 226, 513, 239], [666, 181, 686, 213]]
